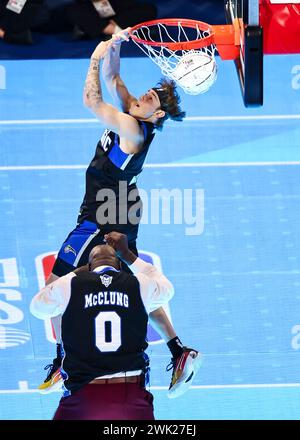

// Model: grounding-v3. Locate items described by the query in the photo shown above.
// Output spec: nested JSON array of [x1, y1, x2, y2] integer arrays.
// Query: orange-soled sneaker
[[38, 365, 65, 394], [167, 348, 203, 398], [38, 343, 65, 394]]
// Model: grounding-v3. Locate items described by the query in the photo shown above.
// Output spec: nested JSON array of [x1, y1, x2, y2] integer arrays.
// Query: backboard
[[224, 0, 263, 106]]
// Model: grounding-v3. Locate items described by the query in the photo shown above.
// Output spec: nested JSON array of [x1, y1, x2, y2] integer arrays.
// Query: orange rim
[[130, 18, 240, 60], [130, 18, 214, 51]]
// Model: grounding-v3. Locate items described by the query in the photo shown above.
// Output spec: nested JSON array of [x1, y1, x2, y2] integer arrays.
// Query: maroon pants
[[53, 383, 154, 420]]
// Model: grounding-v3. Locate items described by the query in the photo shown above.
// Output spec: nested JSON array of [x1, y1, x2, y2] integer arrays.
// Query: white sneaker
[[167, 348, 203, 398]]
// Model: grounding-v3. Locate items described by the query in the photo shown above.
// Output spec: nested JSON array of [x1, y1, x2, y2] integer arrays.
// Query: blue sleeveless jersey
[[78, 120, 155, 227]]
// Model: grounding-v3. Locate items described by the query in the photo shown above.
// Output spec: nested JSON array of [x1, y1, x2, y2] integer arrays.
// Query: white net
[[131, 21, 217, 95]]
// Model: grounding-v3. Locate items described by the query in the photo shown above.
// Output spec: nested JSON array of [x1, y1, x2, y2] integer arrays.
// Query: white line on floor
[[0, 114, 300, 125], [0, 382, 300, 394], [0, 162, 300, 171]]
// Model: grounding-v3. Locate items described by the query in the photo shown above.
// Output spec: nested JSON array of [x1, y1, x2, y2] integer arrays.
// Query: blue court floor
[[0, 51, 300, 420]]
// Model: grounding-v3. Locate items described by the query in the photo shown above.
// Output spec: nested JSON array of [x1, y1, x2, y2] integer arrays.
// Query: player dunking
[[38, 28, 202, 398]]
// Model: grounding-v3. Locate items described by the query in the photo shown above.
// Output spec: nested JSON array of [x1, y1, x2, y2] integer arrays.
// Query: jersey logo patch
[[100, 274, 113, 287], [64, 245, 77, 256]]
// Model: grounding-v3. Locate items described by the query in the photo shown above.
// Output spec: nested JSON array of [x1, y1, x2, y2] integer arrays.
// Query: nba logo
[[35, 250, 172, 345]]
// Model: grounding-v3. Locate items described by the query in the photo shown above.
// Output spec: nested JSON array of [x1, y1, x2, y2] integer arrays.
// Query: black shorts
[[52, 220, 138, 277]]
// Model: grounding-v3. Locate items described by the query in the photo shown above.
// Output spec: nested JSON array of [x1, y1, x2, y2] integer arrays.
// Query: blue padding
[[108, 139, 130, 169]]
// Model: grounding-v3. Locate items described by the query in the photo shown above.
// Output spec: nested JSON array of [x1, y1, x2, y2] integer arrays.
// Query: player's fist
[[104, 232, 129, 257], [112, 27, 131, 45]]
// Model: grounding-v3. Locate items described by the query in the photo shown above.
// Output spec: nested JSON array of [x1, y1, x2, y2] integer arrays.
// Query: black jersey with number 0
[[61, 269, 148, 392]]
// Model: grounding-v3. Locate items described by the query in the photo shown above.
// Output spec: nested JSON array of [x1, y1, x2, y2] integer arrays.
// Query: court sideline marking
[[1, 114, 300, 125], [1, 381, 300, 394], [0, 162, 300, 171]]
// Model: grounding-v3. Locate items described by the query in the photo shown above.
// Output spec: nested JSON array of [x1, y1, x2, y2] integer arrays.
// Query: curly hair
[[153, 78, 186, 131]]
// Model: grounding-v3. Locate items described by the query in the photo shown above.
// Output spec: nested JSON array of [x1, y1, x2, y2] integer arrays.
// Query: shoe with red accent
[[38, 343, 65, 394], [167, 348, 203, 398], [38, 365, 65, 394]]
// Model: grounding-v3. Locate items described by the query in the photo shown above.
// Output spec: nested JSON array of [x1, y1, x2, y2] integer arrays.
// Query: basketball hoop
[[129, 18, 240, 95]]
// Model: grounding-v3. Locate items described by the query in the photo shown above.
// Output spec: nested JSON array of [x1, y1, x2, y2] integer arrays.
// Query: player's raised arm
[[102, 28, 136, 112], [83, 39, 144, 153]]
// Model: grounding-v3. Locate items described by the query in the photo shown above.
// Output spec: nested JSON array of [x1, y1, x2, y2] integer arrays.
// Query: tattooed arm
[[83, 40, 111, 109], [83, 39, 143, 154], [102, 28, 136, 112]]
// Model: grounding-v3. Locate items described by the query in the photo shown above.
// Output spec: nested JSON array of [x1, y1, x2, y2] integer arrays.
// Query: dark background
[[0, 0, 226, 59]]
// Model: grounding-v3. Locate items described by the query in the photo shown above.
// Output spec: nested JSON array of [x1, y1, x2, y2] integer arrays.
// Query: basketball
[[172, 51, 217, 95]]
